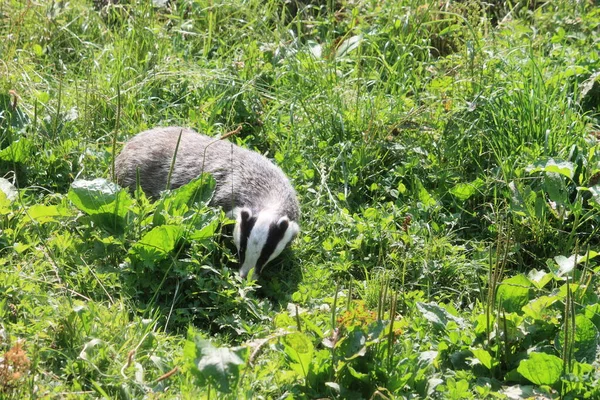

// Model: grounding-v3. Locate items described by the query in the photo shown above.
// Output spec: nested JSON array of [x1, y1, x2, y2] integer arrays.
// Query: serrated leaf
[[517, 352, 563, 385], [163, 173, 215, 211], [281, 332, 313, 377], [526, 158, 574, 179], [186, 336, 245, 394], [130, 225, 184, 262], [188, 216, 219, 241], [496, 274, 532, 314]]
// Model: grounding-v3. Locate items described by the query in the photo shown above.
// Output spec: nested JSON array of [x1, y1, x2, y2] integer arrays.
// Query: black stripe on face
[[238, 210, 256, 266], [256, 220, 289, 274]]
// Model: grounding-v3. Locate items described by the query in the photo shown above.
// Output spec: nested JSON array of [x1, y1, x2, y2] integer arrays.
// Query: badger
[[114, 126, 300, 278]]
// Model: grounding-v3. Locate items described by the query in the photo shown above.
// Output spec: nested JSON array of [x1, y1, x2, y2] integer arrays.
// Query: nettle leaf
[[450, 178, 483, 201], [188, 216, 220, 241], [526, 158, 575, 180], [69, 178, 133, 232], [130, 225, 184, 263], [416, 302, 465, 331], [557, 315, 599, 363], [185, 335, 245, 394], [162, 173, 216, 212], [517, 352, 563, 385], [281, 332, 314, 377], [496, 274, 532, 314]]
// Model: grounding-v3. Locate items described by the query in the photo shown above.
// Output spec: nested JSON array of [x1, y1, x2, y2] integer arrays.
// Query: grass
[[1, 0, 600, 398]]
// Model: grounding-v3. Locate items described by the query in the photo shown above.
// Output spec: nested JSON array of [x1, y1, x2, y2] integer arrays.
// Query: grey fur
[[114, 126, 300, 276]]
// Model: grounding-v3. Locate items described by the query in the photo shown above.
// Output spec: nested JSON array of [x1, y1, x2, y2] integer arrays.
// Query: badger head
[[232, 207, 299, 279]]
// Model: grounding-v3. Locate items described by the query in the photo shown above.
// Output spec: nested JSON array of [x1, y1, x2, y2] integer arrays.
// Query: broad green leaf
[[517, 352, 562, 385], [347, 364, 368, 381], [543, 173, 569, 214], [415, 179, 437, 209], [450, 178, 483, 201], [0, 138, 33, 163], [69, 178, 133, 233], [335, 326, 366, 361], [471, 348, 496, 370], [557, 315, 599, 363], [508, 181, 536, 217], [521, 296, 559, 320], [585, 304, 600, 330], [553, 251, 599, 277], [23, 204, 71, 224], [416, 302, 465, 331], [526, 158, 575, 179], [185, 334, 245, 394], [69, 178, 132, 216], [130, 225, 184, 262], [281, 332, 313, 377], [527, 269, 553, 289], [188, 216, 219, 241], [496, 274, 532, 314]]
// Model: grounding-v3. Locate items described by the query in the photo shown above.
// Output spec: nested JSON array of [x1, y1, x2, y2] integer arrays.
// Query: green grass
[[1, 0, 600, 398]]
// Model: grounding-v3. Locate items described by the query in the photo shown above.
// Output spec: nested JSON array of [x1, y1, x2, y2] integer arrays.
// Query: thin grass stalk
[[165, 129, 184, 192], [331, 281, 340, 332], [295, 304, 302, 332], [387, 291, 398, 372], [111, 83, 121, 181]]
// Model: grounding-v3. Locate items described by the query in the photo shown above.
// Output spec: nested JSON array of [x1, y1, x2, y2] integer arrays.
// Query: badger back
[[115, 127, 300, 219]]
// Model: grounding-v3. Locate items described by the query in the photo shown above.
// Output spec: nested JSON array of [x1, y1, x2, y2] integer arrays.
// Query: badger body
[[114, 126, 300, 278]]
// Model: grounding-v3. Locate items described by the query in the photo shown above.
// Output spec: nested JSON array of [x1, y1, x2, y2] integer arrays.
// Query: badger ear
[[277, 216, 289, 232], [288, 221, 300, 240], [237, 207, 252, 222], [278, 217, 299, 240]]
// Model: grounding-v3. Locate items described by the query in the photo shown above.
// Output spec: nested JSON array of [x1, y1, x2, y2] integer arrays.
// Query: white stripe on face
[[239, 211, 272, 278]]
